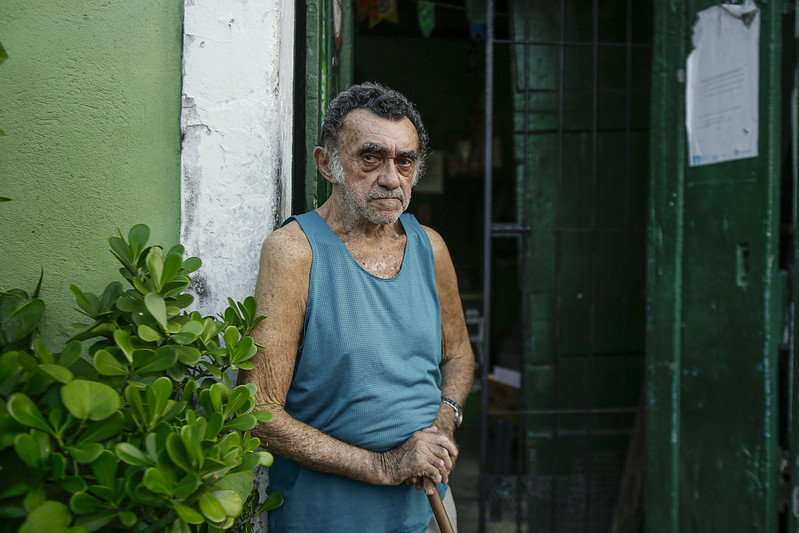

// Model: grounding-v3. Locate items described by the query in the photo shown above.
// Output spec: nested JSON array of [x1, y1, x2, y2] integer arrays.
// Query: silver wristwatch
[[441, 396, 463, 429]]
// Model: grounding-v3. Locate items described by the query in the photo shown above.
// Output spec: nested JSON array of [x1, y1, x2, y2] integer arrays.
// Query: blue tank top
[[268, 211, 444, 533]]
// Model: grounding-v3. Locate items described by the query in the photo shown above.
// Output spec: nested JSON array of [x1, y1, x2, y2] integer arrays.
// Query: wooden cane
[[408, 478, 455, 533]]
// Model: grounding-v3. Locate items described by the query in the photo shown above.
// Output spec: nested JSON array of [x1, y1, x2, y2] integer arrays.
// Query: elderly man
[[240, 82, 474, 532]]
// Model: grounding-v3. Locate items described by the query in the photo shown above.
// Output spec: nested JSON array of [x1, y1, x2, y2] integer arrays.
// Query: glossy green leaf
[[115, 294, 144, 313], [23, 487, 46, 511], [90, 450, 118, 489], [118, 511, 136, 527], [172, 293, 195, 309], [143, 467, 171, 495], [60, 476, 88, 494], [211, 489, 242, 517], [49, 451, 68, 479], [244, 436, 261, 453], [176, 346, 201, 365], [99, 282, 123, 312], [166, 432, 193, 472], [127, 224, 150, 262], [258, 450, 274, 467], [205, 412, 224, 441], [19, 500, 72, 533], [151, 376, 173, 415], [69, 491, 106, 515], [108, 235, 133, 271], [0, 351, 21, 390], [198, 491, 227, 523], [223, 385, 251, 417], [115, 442, 155, 467], [7, 393, 51, 433], [113, 329, 134, 363], [213, 470, 253, 505], [232, 336, 257, 363], [182, 257, 202, 274], [223, 414, 257, 431], [137, 324, 162, 342], [219, 432, 242, 456], [1, 297, 45, 344], [258, 491, 284, 513], [125, 383, 147, 426], [144, 292, 168, 331], [77, 411, 124, 443], [59, 340, 83, 368], [253, 409, 273, 423], [171, 331, 198, 345], [135, 346, 177, 374], [14, 433, 41, 467], [61, 380, 120, 421], [180, 423, 204, 468], [66, 443, 104, 464], [173, 472, 200, 498], [172, 501, 204, 524], [72, 511, 114, 531], [37, 363, 72, 383], [146, 249, 165, 290], [223, 326, 239, 353], [34, 338, 54, 364], [70, 285, 99, 317], [93, 349, 128, 376], [161, 253, 183, 290], [209, 383, 223, 412], [233, 453, 262, 473]]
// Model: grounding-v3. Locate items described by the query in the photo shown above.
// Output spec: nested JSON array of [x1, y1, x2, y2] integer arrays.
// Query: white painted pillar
[[180, 0, 294, 317]]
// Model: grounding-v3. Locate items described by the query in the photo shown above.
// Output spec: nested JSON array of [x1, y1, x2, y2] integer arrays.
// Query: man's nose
[[378, 160, 402, 189]]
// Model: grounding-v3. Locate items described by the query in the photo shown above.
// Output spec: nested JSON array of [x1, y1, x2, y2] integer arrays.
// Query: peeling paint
[[180, 0, 294, 318]]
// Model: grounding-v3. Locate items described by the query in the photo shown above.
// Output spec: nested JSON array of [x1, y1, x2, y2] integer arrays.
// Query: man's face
[[330, 109, 419, 226]]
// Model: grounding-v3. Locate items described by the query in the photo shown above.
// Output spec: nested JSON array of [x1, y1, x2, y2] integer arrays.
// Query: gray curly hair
[[318, 82, 429, 182]]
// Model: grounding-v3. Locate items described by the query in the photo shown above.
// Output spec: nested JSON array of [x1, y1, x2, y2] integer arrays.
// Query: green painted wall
[[0, 0, 183, 346]]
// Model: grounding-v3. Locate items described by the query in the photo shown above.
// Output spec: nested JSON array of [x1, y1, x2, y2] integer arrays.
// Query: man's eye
[[397, 158, 413, 168], [363, 154, 378, 162]]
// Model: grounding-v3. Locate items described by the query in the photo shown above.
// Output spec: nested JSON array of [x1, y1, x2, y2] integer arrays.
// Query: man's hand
[[380, 427, 458, 495]]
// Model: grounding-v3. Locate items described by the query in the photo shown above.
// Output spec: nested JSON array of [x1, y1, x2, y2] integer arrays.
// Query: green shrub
[[0, 225, 280, 532]]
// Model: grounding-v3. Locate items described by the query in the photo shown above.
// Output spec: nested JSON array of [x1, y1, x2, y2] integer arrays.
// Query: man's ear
[[313, 146, 336, 184]]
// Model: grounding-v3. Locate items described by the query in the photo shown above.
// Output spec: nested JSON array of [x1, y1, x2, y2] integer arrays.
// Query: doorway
[[350, 1, 652, 531]]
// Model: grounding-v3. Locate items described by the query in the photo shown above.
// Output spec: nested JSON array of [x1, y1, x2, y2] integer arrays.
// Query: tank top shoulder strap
[[280, 211, 338, 247]]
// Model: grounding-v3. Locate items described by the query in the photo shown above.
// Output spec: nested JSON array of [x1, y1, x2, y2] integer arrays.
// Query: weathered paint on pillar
[[180, 0, 295, 317]]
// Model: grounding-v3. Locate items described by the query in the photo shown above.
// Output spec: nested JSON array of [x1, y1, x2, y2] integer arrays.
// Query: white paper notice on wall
[[686, 0, 760, 167]]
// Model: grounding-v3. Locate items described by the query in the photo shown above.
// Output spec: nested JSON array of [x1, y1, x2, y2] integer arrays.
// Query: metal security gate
[[480, 1, 653, 531]]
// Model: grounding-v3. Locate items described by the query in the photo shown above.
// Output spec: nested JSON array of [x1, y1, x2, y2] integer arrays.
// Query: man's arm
[[424, 227, 476, 439], [238, 221, 456, 490]]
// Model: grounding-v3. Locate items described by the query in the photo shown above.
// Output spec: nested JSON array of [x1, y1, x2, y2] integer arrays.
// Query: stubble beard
[[329, 153, 411, 226]]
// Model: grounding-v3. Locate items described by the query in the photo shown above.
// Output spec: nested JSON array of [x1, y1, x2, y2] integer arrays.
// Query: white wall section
[[181, 0, 294, 316]]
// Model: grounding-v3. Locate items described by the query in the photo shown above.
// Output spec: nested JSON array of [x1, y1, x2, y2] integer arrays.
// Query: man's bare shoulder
[[420, 225, 449, 257], [259, 219, 312, 273]]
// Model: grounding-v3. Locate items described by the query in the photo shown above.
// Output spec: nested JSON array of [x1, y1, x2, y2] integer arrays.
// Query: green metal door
[[294, 0, 353, 212], [647, 1, 794, 531]]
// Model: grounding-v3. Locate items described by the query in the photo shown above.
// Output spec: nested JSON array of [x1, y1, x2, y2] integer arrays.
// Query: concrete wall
[[181, 0, 294, 317], [0, 0, 184, 346]]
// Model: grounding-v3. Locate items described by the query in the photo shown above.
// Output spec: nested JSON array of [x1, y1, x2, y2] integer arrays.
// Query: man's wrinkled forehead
[[336, 109, 420, 151]]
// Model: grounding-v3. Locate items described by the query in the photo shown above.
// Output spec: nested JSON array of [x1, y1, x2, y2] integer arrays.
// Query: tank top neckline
[[307, 210, 412, 281]]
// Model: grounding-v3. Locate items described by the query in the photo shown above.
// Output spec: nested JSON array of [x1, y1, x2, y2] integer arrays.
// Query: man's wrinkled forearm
[[252, 407, 388, 486]]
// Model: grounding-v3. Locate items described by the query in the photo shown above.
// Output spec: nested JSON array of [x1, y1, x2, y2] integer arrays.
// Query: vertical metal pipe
[[517, 3, 532, 532], [620, 0, 634, 415], [551, 0, 566, 529], [479, 1, 495, 531]]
